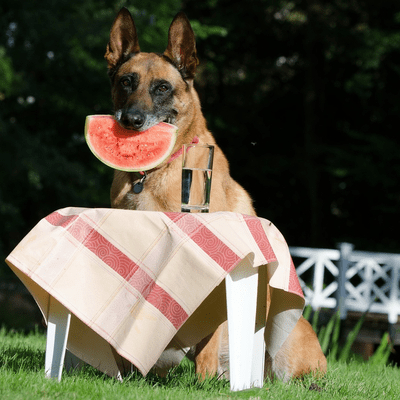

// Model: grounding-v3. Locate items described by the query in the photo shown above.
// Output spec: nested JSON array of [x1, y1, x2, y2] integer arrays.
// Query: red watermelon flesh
[[85, 115, 178, 172]]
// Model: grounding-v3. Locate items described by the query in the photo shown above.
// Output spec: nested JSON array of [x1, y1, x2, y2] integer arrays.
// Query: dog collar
[[138, 135, 200, 176], [133, 136, 200, 194], [167, 135, 200, 164]]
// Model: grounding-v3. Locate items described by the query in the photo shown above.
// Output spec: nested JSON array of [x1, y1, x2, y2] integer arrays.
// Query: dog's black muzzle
[[116, 109, 146, 130], [115, 107, 177, 132]]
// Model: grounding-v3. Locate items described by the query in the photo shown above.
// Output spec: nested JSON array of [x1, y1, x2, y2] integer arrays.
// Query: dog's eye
[[120, 77, 131, 87], [157, 84, 170, 94]]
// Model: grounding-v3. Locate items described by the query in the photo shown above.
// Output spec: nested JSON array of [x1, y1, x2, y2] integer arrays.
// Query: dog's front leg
[[194, 324, 224, 380]]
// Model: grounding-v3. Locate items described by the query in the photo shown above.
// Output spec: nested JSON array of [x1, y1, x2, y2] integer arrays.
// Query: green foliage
[[337, 310, 367, 363], [344, 26, 400, 96], [369, 332, 392, 366], [304, 305, 392, 366], [318, 310, 338, 355], [189, 21, 228, 40], [0, 47, 17, 97]]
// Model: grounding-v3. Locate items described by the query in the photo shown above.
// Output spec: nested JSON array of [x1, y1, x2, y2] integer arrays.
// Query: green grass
[[1, 327, 400, 399]]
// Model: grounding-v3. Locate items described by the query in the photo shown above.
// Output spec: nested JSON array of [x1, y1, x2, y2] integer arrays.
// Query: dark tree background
[[1, 0, 400, 280]]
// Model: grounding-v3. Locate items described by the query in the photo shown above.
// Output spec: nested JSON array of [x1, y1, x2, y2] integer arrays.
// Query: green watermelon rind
[[84, 115, 178, 172]]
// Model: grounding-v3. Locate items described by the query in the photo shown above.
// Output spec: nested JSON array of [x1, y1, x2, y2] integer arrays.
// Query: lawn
[[1, 327, 400, 399]]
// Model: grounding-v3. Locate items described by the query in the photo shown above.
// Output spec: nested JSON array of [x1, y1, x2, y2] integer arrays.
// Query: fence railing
[[290, 243, 400, 324]]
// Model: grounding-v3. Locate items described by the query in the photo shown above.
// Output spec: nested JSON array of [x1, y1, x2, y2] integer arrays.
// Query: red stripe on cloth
[[126, 268, 187, 329], [165, 212, 185, 223], [68, 217, 139, 281], [289, 258, 304, 298], [45, 211, 78, 228], [146, 285, 188, 329], [45, 211, 188, 329], [243, 215, 277, 263], [243, 215, 303, 298], [165, 213, 241, 272]]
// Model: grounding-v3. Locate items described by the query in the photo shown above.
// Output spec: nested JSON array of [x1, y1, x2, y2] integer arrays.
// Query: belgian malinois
[[105, 7, 326, 381]]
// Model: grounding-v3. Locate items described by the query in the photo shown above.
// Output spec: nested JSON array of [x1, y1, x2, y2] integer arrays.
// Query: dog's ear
[[164, 12, 199, 80], [105, 7, 140, 71]]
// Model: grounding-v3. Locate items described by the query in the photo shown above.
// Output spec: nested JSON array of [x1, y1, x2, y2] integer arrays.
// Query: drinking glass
[[181, 144, 214, 213]]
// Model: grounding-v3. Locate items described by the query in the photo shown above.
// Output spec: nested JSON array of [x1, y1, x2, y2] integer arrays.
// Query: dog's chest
[[128, 168, 181, 212]]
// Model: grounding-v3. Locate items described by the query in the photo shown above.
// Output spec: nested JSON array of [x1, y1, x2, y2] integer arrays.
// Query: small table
[[6, 208, 304, 391]]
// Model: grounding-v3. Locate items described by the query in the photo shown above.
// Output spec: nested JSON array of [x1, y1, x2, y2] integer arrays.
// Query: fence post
[[336, 242, 354, 320]]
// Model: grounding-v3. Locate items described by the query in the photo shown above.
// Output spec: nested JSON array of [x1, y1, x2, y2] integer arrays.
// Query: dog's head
[[104, 8, 199, 133]]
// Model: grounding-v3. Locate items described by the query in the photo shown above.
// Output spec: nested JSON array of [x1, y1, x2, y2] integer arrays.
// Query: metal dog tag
[[133, 172, 146, 194], [133, 182, 143, 194]]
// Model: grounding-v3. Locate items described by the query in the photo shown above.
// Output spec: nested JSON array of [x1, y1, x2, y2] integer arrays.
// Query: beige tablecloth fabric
[[6, 208, 304, 377]]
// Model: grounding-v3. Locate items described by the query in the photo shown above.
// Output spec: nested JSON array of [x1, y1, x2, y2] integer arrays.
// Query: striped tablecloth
[[6, 208, 304, 377]]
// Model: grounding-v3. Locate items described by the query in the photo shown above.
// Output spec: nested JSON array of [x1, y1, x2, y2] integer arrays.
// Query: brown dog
[[105, 7, 326, 381]]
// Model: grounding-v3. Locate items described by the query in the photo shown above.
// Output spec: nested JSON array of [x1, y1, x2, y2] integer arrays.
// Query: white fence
[[291, 243, 400, 324]]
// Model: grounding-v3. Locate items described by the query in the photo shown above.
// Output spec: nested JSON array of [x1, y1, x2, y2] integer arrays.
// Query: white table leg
[[226, 263, 265, 391], [250, 324, 265, 387], [45, 296, 71, 381], [251, 265, 267, 387]]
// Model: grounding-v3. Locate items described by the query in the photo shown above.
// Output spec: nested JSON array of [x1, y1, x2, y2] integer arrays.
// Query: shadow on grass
[[123, 359, 230, 392]]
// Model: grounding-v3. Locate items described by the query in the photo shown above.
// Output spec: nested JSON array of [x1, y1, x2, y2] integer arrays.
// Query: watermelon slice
[[85, 115, 178, 172]]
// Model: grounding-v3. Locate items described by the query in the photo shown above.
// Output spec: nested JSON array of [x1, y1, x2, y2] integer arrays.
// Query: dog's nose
[[131, 111, 145, 129], [121, 110, 145, 130]]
